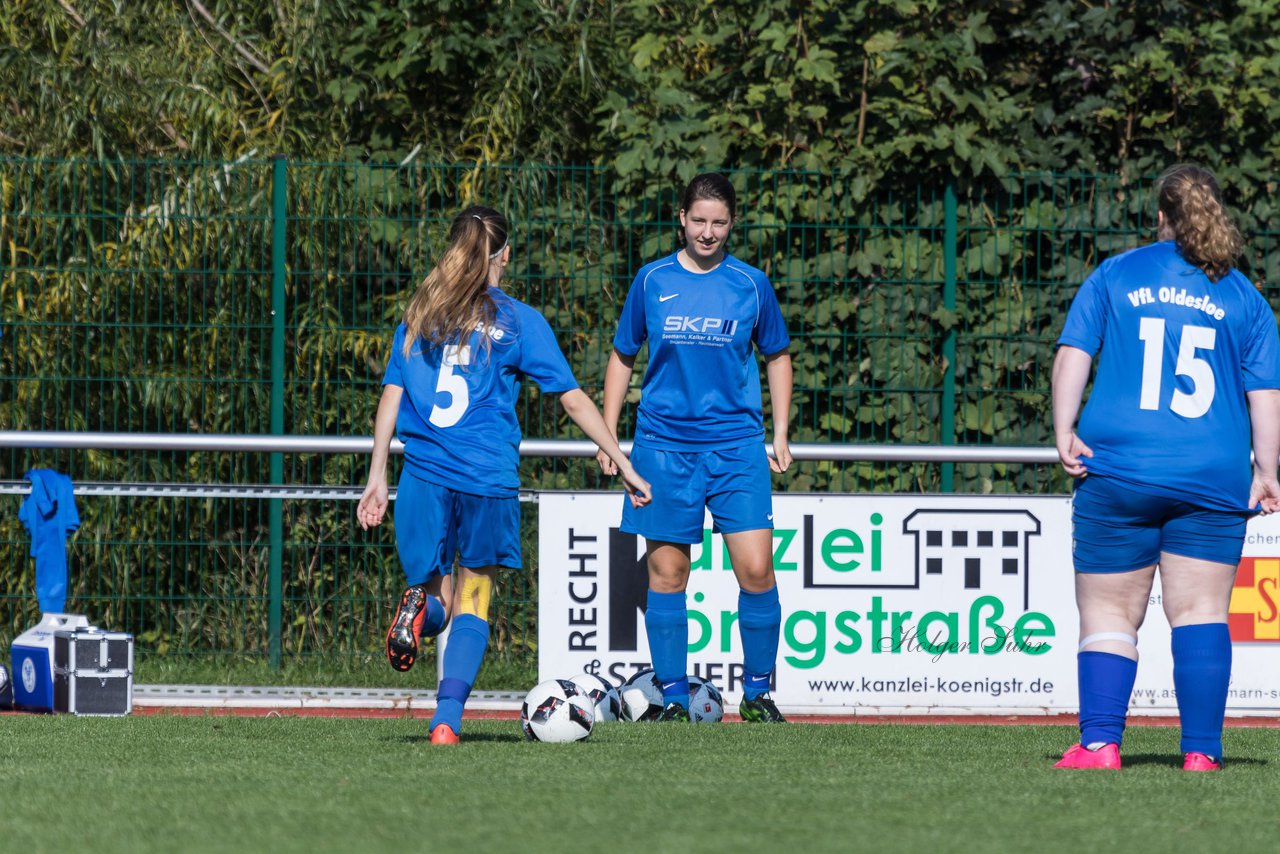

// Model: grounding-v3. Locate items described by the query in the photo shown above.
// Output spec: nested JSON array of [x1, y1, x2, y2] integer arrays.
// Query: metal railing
[[0, 431, 1060, 461]]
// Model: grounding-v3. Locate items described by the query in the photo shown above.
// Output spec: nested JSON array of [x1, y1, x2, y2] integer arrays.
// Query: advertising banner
[[537, 492, 1280, 715]]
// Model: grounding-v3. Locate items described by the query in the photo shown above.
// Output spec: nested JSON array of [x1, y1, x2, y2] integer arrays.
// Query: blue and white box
[[10, 613, 91, 711]]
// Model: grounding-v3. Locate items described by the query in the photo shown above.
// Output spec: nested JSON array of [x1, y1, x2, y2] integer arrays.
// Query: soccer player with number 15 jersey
[[1052, 164, 1280, 770]]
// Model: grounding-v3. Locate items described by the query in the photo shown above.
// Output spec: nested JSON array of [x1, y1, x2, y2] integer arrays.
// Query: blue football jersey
[[613, 253, 790, 450], [382, 288, 578, 497], [1058, 241, 1280, 510]]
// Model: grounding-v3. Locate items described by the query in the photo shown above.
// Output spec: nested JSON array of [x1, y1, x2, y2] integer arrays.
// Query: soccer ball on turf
[[568, 672, 622, 722], [688, 675, 724, 723], [619, 668, 664, 722], [520, 678, 595, 743]]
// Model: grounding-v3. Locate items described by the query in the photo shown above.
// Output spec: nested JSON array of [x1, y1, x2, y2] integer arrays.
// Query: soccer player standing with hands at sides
[[358, 205, 652, 744], [1052, 164, 1280, 771], [595, 173, 794, 722]]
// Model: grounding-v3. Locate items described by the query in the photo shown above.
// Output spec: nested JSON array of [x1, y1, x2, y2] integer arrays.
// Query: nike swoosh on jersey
[[659, 293, 679, 302]]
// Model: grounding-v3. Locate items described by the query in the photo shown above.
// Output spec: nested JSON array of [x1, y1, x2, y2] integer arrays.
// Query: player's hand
[[1249, 473, 1280, 515], [769, 436, 793, 474], [620, 466, 652, 509], [596, 447, 619, 476], [1056, 431, 1092, 478], [357, 479, 389, 529]]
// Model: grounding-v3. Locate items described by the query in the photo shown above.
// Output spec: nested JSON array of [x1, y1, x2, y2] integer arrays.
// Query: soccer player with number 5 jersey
[[596, 173, 794, 723], [1052, 164, 1280, 770], [358, 206, 651, 744]]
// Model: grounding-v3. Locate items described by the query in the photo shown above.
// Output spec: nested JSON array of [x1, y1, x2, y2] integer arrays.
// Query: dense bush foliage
[[8, 1, 1280, 190]]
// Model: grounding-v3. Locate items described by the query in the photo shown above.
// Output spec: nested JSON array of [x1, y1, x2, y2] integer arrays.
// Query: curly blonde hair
[[1156, 164, 1243, 283]]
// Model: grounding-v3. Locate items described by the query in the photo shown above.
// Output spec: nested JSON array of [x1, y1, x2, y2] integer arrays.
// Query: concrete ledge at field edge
[[130, 684, 525, 712]]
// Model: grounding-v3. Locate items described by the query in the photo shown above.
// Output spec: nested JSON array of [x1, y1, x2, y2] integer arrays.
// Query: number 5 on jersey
[[430, 344, 472, 427], [1138, 317, 1216, 418]]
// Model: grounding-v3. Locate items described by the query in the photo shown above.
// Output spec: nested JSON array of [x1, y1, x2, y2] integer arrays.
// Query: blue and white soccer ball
[[568, 672, 622, 723], [520, 678, 595, 743], [687, 675, 724, 723], [619, 668, 664, 722]]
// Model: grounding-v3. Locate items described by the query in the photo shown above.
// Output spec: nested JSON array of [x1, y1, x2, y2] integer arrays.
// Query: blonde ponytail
[[402, 206, 509, 358]]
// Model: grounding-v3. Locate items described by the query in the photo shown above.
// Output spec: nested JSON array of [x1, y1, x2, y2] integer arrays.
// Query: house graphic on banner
[[902, 509, 1042, 609]]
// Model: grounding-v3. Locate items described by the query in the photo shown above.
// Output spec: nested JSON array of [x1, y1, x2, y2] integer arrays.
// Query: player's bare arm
[[358, 384, 403, 529], [595, 349, 637, 476]]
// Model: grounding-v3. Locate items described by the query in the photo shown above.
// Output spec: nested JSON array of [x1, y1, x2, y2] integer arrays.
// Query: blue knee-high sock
[[421, 594, 447, 638], [1172, 623, 1232, 758], [1077, 651, 1137, 747], [431, 614, 489, 734], [646, 590, 689, 706], [738, 586, 781, 700]]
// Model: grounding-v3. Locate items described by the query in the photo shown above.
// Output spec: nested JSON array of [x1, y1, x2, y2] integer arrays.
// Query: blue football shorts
[[1071, 474, 1249, 573], [620, 441, 773, 545], [393, 471, 522, 584]]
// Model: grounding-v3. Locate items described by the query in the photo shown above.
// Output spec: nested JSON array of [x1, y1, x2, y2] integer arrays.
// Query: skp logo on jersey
[[662, 316, 738, 335], [1229, 557, 1280, 642]]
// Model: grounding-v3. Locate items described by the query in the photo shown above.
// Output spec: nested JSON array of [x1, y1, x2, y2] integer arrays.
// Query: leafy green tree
[[0, 0, 620, 163]]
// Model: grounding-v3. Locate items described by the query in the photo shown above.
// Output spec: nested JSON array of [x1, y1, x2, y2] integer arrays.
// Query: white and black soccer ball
[[520, 678, 595, 743], [687, 675, 724, 723], [568, 672, 622, 723], [619, 668, 664, 722]]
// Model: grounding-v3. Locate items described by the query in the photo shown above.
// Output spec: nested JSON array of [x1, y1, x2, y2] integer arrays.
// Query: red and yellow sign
[[1230, 558, 1280, 642]]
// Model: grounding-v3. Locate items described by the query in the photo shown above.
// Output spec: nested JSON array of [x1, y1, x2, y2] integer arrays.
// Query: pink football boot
[[1183, 752, 1221, 772], [1054, 743, 1121, 769]]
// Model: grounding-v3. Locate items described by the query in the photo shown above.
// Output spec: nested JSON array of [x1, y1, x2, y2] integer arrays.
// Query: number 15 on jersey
[[1137, 317, 1216, 418]]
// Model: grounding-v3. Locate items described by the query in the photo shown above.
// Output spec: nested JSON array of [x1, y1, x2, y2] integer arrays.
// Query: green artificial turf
[[1, 716, 1277, 853]]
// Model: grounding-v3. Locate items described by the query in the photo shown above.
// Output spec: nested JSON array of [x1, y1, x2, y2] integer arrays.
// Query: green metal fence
[[3, 159, 1278, 667]]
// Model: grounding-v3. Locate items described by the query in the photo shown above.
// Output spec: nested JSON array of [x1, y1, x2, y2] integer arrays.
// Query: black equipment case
[[52, 629, 133, 716]]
